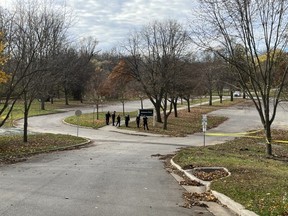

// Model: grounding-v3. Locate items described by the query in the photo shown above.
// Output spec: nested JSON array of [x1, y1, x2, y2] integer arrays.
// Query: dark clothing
[[125, 115, 130, 127], [105, 112, 111, 125], [136, 116, 140, 128], [115, 115, 121, 127], [143, 116, 149, 130], [111, 112, 116, 126]]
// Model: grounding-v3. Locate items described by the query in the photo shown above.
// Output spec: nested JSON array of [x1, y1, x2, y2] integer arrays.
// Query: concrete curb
[[170, 158, 259, 216], [50, 138, 91, 151], [211, 191, 258, 216]]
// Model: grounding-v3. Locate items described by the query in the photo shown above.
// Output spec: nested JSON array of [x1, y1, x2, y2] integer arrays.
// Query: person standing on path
[[136, 115, 140, 128], [115, 115, 121, 127], [111, 111, 116, 126], [125, 114, 130, 127], [143, 115, 149, 130], [105, 111, 111, 125]]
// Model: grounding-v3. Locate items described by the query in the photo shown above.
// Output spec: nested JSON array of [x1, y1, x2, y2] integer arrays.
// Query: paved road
[[1, 99, 288, 216]]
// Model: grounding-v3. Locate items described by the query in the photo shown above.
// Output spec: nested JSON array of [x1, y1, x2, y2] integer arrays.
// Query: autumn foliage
[[101, 59, 135, 98], [0, 32, 9, 84]]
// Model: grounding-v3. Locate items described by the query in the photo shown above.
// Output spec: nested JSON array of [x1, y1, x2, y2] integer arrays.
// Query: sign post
[[139, 109, 154, 117], [139, 109, 154, 126], [202, 114, 207, 147], [75, 110, 82, 137], [93, 105, 96, 126]]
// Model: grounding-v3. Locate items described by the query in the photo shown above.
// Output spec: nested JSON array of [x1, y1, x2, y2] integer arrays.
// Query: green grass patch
[[1, 99, 89, 127], [173, 131, 288, 215], [65, 112, 107, 128], [65, 111, 139, 129], [63, 98, 244, 135], [124, 99, 245, 136], [0, 133, 87, 164]]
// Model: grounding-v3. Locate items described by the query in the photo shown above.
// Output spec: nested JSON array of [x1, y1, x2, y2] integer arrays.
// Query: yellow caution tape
[[205, 130, 288, 144]]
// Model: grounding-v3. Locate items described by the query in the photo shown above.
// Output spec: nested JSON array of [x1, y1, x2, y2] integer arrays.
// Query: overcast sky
[[0, 0, 195, 51]]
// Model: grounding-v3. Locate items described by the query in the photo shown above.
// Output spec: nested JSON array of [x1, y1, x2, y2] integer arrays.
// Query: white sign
[[202, 114, 207, 132]]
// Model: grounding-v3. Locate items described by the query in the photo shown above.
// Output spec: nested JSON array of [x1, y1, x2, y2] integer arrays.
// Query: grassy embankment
[[173, 132, 288, 216], [0, 99, 89, 164]]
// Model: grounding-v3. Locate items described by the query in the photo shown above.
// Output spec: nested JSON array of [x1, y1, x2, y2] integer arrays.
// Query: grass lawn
[[0, 99, 91, 164], [173, 131, 288, 216], [0, 133, 88, 164], [1, 99, 89, 127], [125, 99, 244, 136], [63, 98, 245, 136], [64, 111, 139, 128]]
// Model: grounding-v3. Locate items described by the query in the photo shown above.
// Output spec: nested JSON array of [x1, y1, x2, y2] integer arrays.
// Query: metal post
[[203, 130, 206, 147], [153, 109, 155, 127], [75, 110, 82, 137], [202, 114, 207, 147], [77, 117, 79, 137], [93, 105, 96, 126]]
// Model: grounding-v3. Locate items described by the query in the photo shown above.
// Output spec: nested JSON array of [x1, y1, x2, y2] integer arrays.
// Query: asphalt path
[[1, 99, 288, 216]]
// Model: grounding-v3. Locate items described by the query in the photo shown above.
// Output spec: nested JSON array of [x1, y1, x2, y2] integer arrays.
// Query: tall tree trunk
[[230, 91, 234, 101], [23, 110, 28, 143], [219, 95, 223, 103], [150, 96, 162, 123], [23, 93, 28, 143], [163, 111, 168, 129], [64, 87, 69, 105], [40, 98, 45, 110], [155, 107, 162, 122], [209, 90, 213, 106], [96, 104, 99, 120], [80, 93, 83, 103], [173, 99, 178, 117], [122, 101, 125, 115], [265, 124, 272, 156], [163, 95, 173, 130], [187, 99, 191, 112]]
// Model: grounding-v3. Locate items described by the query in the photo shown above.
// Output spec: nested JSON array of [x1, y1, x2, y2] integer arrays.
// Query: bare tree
[[0, 8, 31, 127], [85, 60, 110, 120], [192, 0, 288, 156], [1, 0, 72, 141], [56, 37, 98, 105], [70, 37, 98, 103], [123, 20, 191, 129]]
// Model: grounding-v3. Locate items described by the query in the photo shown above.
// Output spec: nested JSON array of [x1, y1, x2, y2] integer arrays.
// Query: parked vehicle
[[233, 91, 241, 97]]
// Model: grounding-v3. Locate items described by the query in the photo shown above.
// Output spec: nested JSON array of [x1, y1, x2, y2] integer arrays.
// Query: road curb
[[50, 138, 91, 151], [170, 158, 259, 216]]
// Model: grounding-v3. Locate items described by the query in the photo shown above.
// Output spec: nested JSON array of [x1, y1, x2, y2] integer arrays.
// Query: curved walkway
[[2, 99, 288, 216]]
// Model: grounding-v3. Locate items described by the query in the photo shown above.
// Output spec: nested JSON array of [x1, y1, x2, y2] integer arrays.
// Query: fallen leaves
[[193, 169, 229, 181], [182, 191, 218, 209]]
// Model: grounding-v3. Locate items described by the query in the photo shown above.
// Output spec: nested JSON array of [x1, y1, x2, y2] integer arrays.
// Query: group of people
[[105, 111, 130, 127], [105, 111, 149, 130]]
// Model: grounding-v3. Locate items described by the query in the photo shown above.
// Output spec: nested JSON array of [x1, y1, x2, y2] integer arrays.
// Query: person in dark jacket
[[125, 114, 130, 127], [105, 111, 111, 125], [136, 115, 140, 128], [143, 115, 149, 130], [111, 111, 116, 126], [115, 115, 121, 127]]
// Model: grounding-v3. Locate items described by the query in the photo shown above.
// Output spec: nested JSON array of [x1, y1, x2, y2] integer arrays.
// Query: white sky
[[0, 0, 196, 51]]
